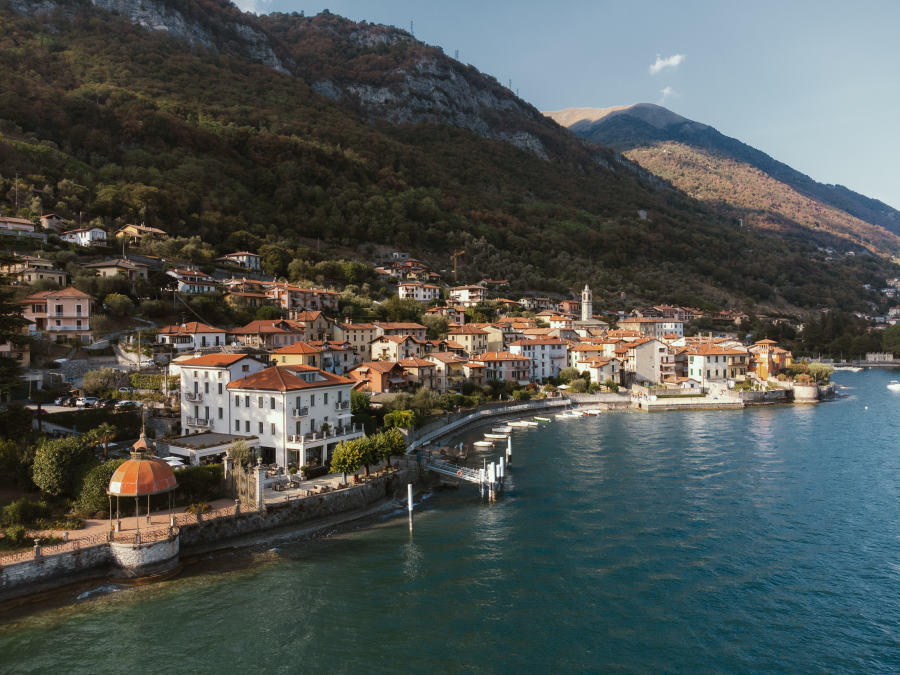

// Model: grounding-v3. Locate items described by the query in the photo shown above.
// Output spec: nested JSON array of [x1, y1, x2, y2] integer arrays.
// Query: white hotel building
[[177, 353, 363, 468]]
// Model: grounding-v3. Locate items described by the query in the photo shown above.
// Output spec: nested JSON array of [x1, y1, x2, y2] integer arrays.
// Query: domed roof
[[108, 450, 178, 497]]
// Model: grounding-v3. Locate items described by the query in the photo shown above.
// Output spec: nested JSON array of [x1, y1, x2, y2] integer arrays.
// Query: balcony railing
[[186, 417, 209, 428], [286, 424, 363, 446], [48, 324, 90, 332], [291, 407, 309, 418], [183, 391, 203, 402], [334, 400, 349, 411]]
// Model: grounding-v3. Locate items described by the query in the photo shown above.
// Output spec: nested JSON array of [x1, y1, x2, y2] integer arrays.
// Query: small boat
[[473, 440, 494, 448], [533, 417, 551, 423], [887, 380, 900, 392], [508, 421, 531, 428], [492, 426, 512, 433], [555, 412, 580, 420], [582, 408, 602, 416], [522, 420, 539, 427], [484, 433, 508, 440], [834, 366, 863, 372]]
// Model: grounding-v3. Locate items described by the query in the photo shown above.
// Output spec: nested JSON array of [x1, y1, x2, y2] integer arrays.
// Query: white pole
[[407, 483, 414, 532], [499, 456, 505, 479], [506, 435, 511, 462]]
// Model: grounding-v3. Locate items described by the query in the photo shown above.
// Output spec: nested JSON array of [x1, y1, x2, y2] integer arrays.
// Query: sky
[[234, 0, 900, 210]]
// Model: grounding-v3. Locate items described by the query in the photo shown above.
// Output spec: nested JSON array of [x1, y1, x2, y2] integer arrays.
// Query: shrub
[[185, 503, 211, 515], [4, 525, 27, 546], [76, 459, 127, 516], [2, 498, 50, 527], [175, 464, 224, 505]]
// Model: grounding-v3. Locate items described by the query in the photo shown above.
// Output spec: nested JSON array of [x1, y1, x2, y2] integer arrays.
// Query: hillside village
[[6, 209, 896, 478]]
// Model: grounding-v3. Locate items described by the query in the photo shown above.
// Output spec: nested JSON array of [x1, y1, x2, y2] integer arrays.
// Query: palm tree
[[92, 422, 117, 460]]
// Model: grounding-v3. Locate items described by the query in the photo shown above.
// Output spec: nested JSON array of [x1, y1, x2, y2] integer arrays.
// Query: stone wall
[[179, 470, 415, 551], [0, 545, 111, 601], [109, 535, 180, 577]]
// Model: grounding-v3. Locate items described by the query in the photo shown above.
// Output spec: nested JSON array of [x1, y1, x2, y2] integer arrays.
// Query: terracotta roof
[[473, 351, 530, 362], [61, 226, 105, 234], [351, 361, 403, 373], [448, 326, 487, 335], [686, 344, 748, 356], [398, 357, 435, 368], [427, 352, 467, 364], [509, 338, 567, 346], [177, 353, 259, 367], [108, 454, 177, 497], [117, 223, 166, 235], [271, 341, 321, 354], [376, 322, 427, 330], [228, 365, 352, 391], [338, 322, 377, 330], [292, 311, 326, 322], [159, 322, 224, 335], [754, 339, 778, 345], [83, 258, 149, 270], [231, 320, 305, 335], [21, 286, 91, 301]]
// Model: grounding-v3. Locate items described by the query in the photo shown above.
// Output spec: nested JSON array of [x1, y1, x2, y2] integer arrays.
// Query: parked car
[[118, 387, 134, 393], [54, 397, 67, 406], [99, 399, 115, 407], [63, 396, 77, 407], [115, 400, 139, 409], [76, 397, 99, 408]]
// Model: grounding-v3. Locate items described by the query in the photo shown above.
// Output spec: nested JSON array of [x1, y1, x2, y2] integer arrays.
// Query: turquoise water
[[2, 370, 900, 672]]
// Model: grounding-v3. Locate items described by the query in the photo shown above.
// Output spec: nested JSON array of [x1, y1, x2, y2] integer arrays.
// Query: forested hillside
[[0, 0, 896, 312]]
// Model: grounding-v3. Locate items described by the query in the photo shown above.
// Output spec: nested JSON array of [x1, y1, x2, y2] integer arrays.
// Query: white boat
[[508, 421, 531, 428], [834, 366, 863, 372], [492, 426, 512, 433], [555, 412, 581, 420], [887, 380, 900, 392], [484, 433, 508, 440], [473, 440, 494, 448], [582, 408, 602, 416], [522, 420, 539, 427]]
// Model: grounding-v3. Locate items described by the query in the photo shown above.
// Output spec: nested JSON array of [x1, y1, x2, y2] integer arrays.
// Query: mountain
[[0, 1, 896, 313], [546, 103, 900, 252]]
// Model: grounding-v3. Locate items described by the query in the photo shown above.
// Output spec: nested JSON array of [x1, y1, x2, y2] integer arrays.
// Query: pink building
[[470, 351, 532, 385], [20, 287, 93, 343]]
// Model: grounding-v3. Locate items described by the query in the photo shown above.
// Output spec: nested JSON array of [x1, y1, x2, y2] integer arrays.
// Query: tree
[[330, 438, 363, 482], [254, 305, 282, 320], [807, 362, 834, 383], [82, 368, 129, 395], [883, 325, 900, 356], [228, 439, 252, 468], [259, 244, 292, 276], [603, 378, 619, 393], [350, 390, 371, 415], [104, 293, 135, 318], [0, 263, 30, 400], [32, 436, 97, 499], [88, 422, 117, 460], [384, 409, 416, 429], [558, 367, 580, 384], [376, 427, 406, 468], [76, 459, 126, 515]]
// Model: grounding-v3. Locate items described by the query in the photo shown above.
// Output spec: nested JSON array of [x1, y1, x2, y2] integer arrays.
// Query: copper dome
[[108, 453, 178, 497]]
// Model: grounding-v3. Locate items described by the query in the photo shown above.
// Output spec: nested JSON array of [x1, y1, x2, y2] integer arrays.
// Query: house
[[0, 254, 67, 286], [370, 334, 424, 362], [290, 310, 332, 342], [217, 251, 261, 271], [374, 322, 427, 340], [266, 282, 340, 313], [176, 352, 269, 435], [548, 315, 574, 331], [115, 223, 167, 244], [0, 216, 35, 232], [157, 322, 227, 351], [574, 357, 621, 386], [347, 361, 408, 394], [748, 339, 793, 380], [398, 282, 442, 303], [230, 320, 306, 350], [686, 342, 750, 385], [447, 325, 489, 356], [333, 321, 379, 357], [19, 287, 92, 343], [225, 365, 361, 468], [398, 357, 437, 390], [166, 268, 217, 294], [621, 338, 669, 386], [426, 352, 469, 392], [83, 258, 150, 283], [618, 316, 684, 339], [508, 338, 568, 382], [308, 340, 358, 375], [448, 285, 487, 307], [61, 226, 107, 247], [425, 305, 467, 325], [225, 291, 270, 309], [0, 320, 31, 369], [518, 296, 558, 312], [40, 214, 66, 232], [470, 352, 531, 385], [271, 341, 322, 369]]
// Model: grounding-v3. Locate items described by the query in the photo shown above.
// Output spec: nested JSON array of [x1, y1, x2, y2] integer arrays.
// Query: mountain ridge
[[549, 103, 900, 241]]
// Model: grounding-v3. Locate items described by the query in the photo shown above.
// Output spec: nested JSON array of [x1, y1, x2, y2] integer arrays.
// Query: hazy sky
[[236, 0, 900, 210]]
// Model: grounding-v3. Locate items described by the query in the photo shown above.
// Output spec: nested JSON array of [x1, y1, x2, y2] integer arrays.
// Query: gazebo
[[107, 432, 178, 538]]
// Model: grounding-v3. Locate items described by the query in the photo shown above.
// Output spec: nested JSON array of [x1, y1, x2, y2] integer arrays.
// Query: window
[[235, 420, 240, 431], [271, 423, 276, 435], [242, 364, 249, 372], [270, 397, 276, 409], [218, 383, 223, 395], [245, 421, 250, 433], [244, 395, 249, 408], [258, 396, 263, 408], [204, 382, 209, 394], [235, 395, 240, 407], [324, 392, 329, 405], [259, 422, 264, 434], [310, 394, 315, 407], [218, 407, 223, 419]]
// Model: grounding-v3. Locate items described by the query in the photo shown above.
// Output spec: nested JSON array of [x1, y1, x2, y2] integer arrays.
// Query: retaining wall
[[0, 545, 111, 601]]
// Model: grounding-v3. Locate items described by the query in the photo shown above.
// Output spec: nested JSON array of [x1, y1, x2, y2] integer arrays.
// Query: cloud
[[649, 53, 685, 75], [659, 86, 675, 103], [232, 0, 273, 15]]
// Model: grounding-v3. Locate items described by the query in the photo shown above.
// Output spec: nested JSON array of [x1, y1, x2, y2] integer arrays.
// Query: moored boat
[[533, 416, 551, 423], [484, 433, 508, 440], [887, 380, 900, 392], [492, 426, 512, 433], [473, 440, 494, 447]]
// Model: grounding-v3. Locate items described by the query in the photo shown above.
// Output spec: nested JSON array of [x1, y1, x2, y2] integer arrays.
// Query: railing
[[186, 417, 209, 428], [302, 424, 362, 443], [183, 391, 203, 402], [334, 400, 349, 411], [291, 407, 309, 418], [424, 457, 483, 484]]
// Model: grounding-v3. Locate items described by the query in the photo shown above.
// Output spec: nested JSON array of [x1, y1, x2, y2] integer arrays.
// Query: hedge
[[129, 374, 180, 390]]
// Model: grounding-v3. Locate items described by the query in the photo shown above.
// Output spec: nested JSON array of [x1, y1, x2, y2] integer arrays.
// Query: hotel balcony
[[186, 417, 210, 428], [183, 391, 203, 402], [286, 423, 364, 448], [291, 407, 309, 418], [334, 400, 349, 411]]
